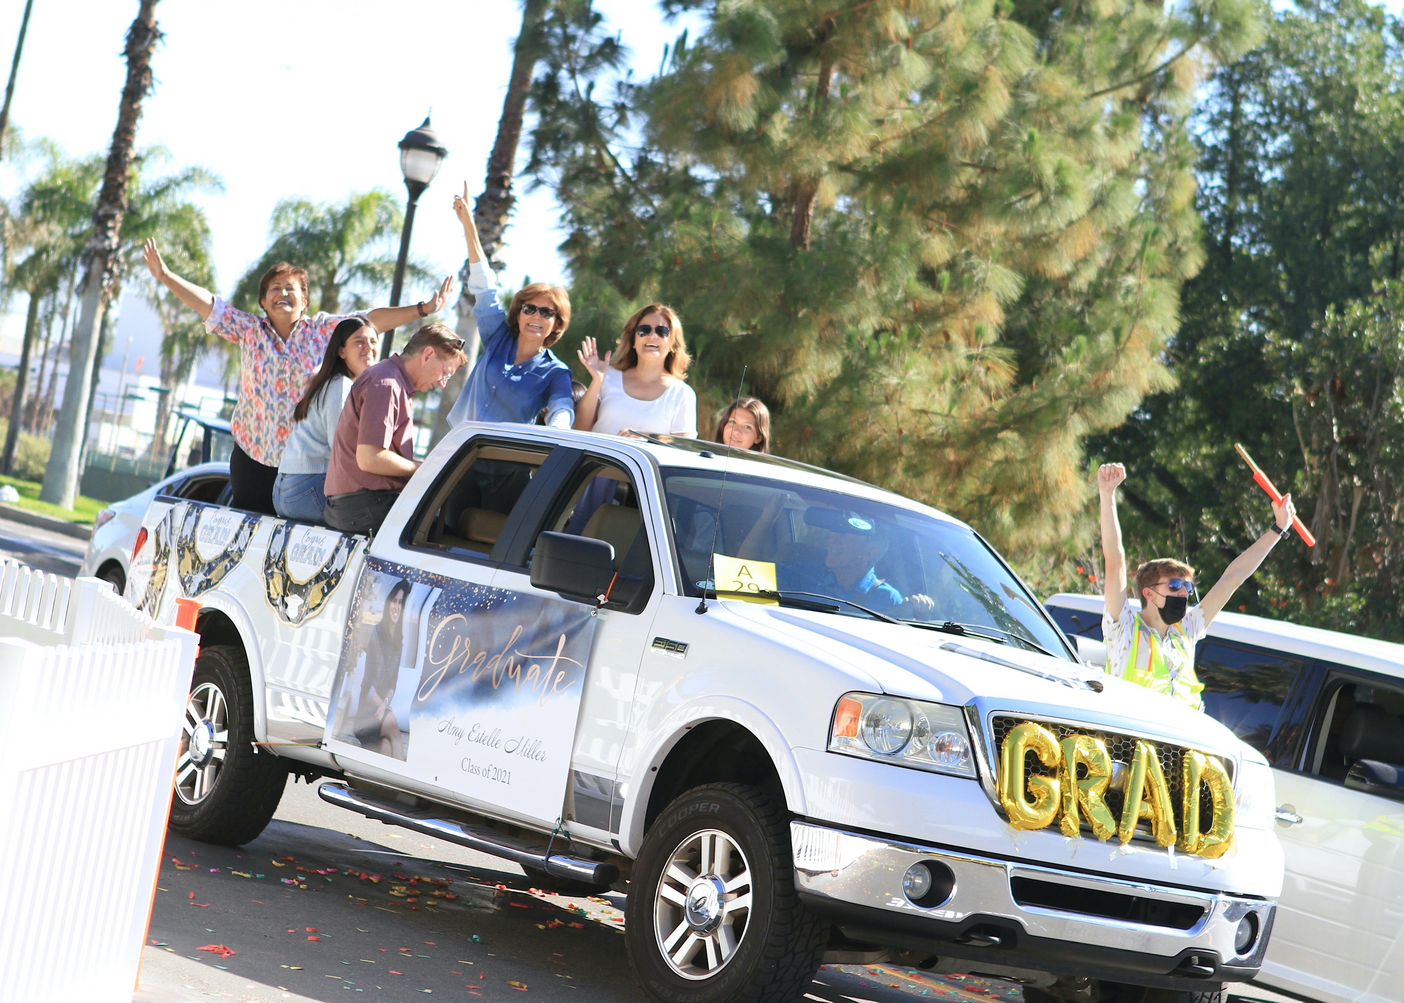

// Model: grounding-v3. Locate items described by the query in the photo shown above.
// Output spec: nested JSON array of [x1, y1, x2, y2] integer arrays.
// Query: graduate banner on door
[[327, 558, 597, 826]]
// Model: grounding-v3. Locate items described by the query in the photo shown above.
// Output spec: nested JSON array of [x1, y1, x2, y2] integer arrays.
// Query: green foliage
[[0, 419, 52, 482], [530, 0, 1266, 565], [1100, 0, 1404, 640], [0, 470, 106, 525], [232, 191, 431, 315]]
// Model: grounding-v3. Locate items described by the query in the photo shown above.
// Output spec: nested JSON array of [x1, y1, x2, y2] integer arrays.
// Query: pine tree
[[530, 0, 1264, 560]]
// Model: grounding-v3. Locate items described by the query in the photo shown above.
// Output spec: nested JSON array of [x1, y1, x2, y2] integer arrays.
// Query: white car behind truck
[[130, 424, 1282, 1003]]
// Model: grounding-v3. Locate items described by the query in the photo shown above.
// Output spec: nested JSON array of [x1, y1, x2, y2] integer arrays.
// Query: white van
[[1045, 593, 1404, 1003]]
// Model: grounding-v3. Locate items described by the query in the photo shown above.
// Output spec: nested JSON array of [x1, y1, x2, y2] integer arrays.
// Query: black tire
[[625, 783, 827, 1003], [96, 561, 126, 596], [168, 644, 286, 846]]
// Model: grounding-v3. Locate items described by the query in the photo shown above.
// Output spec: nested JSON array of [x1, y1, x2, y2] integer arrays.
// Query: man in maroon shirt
[[324, 323, 465, 536]]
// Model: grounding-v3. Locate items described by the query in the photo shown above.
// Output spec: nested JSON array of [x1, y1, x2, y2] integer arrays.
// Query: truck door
[[491, 449, 663, 842], [325, 438, 599, 830]]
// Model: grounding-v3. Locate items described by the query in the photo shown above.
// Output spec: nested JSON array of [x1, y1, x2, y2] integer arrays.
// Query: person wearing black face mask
[[1097, 462, 1297, 710]]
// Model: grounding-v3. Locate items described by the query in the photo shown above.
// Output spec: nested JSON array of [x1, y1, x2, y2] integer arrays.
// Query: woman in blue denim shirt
[[446, 184, 575, 429]]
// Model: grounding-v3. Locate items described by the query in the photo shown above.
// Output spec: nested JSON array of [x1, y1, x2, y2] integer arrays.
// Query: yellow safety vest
[[1123, 614, 1205, 711]]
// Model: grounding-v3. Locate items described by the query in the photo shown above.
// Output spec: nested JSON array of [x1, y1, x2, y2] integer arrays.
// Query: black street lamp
[[382, 115, 448, 357]]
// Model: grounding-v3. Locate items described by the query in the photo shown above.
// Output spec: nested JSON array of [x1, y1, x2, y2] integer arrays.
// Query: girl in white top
[[273, 317, 379, 522], [574, 303, 698, 437]]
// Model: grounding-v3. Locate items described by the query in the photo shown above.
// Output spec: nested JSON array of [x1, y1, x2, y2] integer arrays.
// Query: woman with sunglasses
[[445, 183, 575, 429], [574, 305, 697, 437], [1097, 461, 1296, 710]]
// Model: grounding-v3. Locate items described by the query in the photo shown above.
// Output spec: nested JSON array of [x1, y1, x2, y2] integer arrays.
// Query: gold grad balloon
[[1058, 735, 1117, 841], [1181, 751, 1235, 858], [999, 722, 1060, 830]]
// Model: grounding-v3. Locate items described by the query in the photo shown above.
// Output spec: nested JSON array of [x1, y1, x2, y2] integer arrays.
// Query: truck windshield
[[662, 469, 1072, 660]]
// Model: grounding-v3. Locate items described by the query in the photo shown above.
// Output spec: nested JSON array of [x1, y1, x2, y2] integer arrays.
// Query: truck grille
[[990, 715, 1232, 840]]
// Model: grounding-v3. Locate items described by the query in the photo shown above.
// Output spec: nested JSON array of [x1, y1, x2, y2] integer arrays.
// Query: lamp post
[[382, 115, 448, 357]]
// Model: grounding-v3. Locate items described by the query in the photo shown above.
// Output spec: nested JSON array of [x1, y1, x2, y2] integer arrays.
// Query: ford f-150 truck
[[129, 423, 1283, 1003]]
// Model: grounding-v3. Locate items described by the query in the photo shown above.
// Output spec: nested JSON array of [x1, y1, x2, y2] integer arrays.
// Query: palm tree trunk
[[0, 0, 34, 160], [1, 289, 41, 475], [42, 0, 161, 508], [435, 0, 548, 446], [26, 296, 55, 433]]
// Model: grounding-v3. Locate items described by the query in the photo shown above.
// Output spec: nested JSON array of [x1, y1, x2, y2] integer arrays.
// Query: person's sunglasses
[[635, 324, 671, 338], [520, 303, 558, 320], [1160, 577, 1196, 593]]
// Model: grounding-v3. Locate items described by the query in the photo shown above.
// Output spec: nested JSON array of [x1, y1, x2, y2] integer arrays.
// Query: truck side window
[[1195, 640, 1306, 764], [408, 443, 550, 561], [548, 461, 654, 612]]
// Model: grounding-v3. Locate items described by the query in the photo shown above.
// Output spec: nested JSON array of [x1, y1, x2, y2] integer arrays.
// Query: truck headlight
[[830, 692, 976, 778], [1232, 756, 1277, 831]]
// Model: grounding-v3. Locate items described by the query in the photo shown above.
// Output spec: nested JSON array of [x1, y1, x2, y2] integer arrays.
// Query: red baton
[[1233, 443, 1315, 547]]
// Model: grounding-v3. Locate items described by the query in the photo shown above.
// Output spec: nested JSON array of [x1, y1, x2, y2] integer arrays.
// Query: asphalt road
[[141, 779, 1026, 1003], [0, 510, 87, 578]]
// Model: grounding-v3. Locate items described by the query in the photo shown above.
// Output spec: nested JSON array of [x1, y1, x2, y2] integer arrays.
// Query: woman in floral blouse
[[143, 239, 454, 514]]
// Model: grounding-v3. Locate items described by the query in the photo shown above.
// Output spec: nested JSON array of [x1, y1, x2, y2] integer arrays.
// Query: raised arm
[[1199, 493, 1296, 627], [573, 337, 612, 430], [1098, 463, 1128, 620], [144, 238, 216, 321], [365, 274, 458, 332], [454, 182, 485, 264]]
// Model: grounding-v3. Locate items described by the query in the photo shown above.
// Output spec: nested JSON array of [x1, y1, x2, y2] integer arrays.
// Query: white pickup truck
[[129, 424, 1282, 1003]]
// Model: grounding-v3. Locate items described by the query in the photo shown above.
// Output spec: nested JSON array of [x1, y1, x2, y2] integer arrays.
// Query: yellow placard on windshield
[[713, 553, 778, 605]]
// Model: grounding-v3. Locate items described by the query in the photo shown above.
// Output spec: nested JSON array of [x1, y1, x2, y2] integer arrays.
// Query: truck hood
[[723, 601, 1249, 759]]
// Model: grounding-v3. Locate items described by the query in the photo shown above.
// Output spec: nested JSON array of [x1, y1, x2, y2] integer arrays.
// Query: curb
[[0, 503, 93, 542]]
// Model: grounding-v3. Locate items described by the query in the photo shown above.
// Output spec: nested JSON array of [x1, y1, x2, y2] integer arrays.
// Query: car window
[[543, 458, 654, 613], [177, 474, 230, 505], [1195, 640, 1308, 763], [1047, 604, 1104, 641], [1307, 675, 1404, 782], [406, 443, 551, 564]]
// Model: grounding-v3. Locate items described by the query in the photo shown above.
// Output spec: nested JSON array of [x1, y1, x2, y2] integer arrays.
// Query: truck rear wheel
[[625, 783, 827, 1003], [169, 644, 286, 846]]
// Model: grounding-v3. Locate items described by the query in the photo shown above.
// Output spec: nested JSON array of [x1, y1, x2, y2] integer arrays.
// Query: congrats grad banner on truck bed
[[326, 558, 598, 826]]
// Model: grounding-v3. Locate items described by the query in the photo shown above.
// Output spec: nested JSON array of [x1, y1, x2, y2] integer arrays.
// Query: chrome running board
[[318, 781, 618, 886]]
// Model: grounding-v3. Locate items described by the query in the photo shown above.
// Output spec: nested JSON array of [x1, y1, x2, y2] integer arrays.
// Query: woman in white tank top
[[574, 303, 698, 437]]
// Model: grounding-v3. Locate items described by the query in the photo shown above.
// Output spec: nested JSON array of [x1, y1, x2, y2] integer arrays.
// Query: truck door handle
[[1275, 806, 1303, 826]]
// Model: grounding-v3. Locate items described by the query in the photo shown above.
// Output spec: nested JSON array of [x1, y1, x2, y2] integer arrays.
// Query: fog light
[[1234, 913, 1259, 955], [902, 863, 933, 902]]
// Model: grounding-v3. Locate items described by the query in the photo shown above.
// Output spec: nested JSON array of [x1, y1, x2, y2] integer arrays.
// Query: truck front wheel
[[169, 644, 286, 846], [625, 783, 827, 1003]]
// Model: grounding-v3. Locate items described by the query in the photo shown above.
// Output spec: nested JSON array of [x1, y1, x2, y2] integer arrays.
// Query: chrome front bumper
[[791, 821, 1274, 985]]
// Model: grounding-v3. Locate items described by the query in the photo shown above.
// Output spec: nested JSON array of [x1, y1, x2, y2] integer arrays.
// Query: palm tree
[[232, 191, 427, 314], [43, 0, 162, 508], [0, 0, 34, 162], [2, 148, 101, 474], [432, 0, 550, 443], [94, 149, 221, 461]]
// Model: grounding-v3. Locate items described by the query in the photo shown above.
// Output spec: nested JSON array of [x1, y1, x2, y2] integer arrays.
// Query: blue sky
[[0, 0, 686, 389]]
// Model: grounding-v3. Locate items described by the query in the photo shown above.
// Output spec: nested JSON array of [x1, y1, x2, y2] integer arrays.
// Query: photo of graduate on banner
[[332, 573, 438, 762], [327, 558, 598, 824]]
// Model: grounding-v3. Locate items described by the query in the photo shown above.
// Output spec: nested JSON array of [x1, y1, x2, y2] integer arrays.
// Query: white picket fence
[[0, 559, 199, 1003]]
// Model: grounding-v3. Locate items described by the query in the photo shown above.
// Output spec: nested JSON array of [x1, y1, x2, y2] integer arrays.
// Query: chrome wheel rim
[[652, 827, 753, 980], [175, 681, 229, 805]]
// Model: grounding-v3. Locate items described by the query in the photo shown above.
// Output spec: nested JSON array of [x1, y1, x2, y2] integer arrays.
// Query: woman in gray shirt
[[273, 317, 380, 522]]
